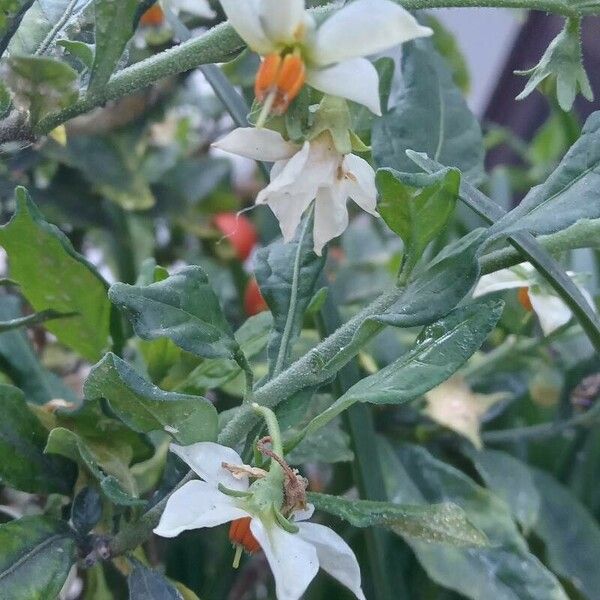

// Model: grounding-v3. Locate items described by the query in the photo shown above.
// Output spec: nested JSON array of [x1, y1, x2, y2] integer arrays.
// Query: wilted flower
[[473, 262, 596, 335], [213, 127, 378, 255], [220, 0, 432, 116], [155, 442, 365, 600]]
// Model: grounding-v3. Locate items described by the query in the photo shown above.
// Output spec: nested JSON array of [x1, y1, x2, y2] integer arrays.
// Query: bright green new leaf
[[0, 384, 75, 494], [0, 516, 77, 599], [255, 214, 326, 376], [84, 353, 218, 445], [88, 0, 145, 94], [0, 188, 111, 361], [5, 55, 78, 124], [109, 265, 239, 361], [516, 18, 593, 112], [309, 492, 487, 547], [57, 39, 95, 69], [372, 40, 484, 182], [376, 168, 460, 272]]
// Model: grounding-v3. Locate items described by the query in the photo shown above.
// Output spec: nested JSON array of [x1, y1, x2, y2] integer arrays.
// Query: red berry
[[244, 279, 268, 316], [213, 213, 258, 262]]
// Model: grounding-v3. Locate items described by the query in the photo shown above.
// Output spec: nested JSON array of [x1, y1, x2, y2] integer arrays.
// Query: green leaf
[[0, 308, 75, 333], [109, 266, 238, 361], [372, 40, 483, 182], [490, 111, 600, 239], [5, 55, 78, 124], [309, 492, 487, 547], [515, 18, 593, 112], [255, 215, 326, 376], [9, 0, 94, 55], [88, 0, 142, 95], [303, 298, 502, 437], [465, 448, 541, 533], [0, 0, 34, 56], [71, 486, 102, 535], [57, 39, 94, 69], [287, 421, 353, 464], [45, 427, 144, 506], [380, 442, 568, 600], [0, 383, 75, 494], [0, 516, 77, 600], [128, 562, 183, 599], [0, 188, 111, 361], [531, 468, 600, 599], [0, 295, 78, 404], [409, 151, 600, 354], [84, 353, 218, 445], [376, 167, 459, 271]]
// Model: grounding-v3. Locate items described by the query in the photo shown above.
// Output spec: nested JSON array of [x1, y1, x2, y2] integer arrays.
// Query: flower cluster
[[214, 0, 431, 254]]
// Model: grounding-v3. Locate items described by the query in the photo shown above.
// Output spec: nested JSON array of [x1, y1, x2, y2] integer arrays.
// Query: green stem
[[35, 0, 81, 56]]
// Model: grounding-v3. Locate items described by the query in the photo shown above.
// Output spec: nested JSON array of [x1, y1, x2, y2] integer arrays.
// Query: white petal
[[266, 192, 314, 242], [257, 141, 311, 199], [307, 58, 381, 115], [219, 0, 274, 53], [213, 127, 299, 162], [292, 503, 315, 522], [312, 0, 432, 65], [313, 186, 349, 255], [343, 153, 378, 215], [170, 442, 248, 491], [297, 522, 366, 600], [250, 519, 319, 600], [171, 0, 215, 18], [529, 291, 573, 335], [260, 0, 306, 43], [154, 481, 249, 537], [472, 269, 530, 297]]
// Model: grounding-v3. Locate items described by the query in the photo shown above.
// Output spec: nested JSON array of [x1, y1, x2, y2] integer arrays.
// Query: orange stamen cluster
[[254, 53, 306, 115], [229, 517, 261, 554], [518, 287, 533, 312], [140, 4, 165, 27]]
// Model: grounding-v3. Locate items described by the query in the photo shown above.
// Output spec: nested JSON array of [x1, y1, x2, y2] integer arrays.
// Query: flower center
[[254, 52, 306, 117], [518, 287, 533, 312], [229, 517, 261, 555]]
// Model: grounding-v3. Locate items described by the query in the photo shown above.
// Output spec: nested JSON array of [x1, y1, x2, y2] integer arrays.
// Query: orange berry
[[140, 4, 165, 27]]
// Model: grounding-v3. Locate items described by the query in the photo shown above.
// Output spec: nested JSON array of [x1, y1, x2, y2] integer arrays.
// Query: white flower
[[220, 0, 431, 115], [473, 262, 596, 335], [162, 0, 215, 18], [154, 442, 365, 600], [213, 127, 378, 254]]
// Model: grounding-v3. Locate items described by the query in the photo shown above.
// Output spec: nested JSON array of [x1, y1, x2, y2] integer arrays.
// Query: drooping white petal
[[311, 0, 432, 65], [313, 186, 349, 255], [260, 0, 306, 43], [292, 503, 315, 522], [170, 0, 215, 18], [213, 127, 299, 162], [342, 153, 378, 215], [297, 522, 366, 600], [256, 142, 311, 200], [154, 481, 249, 537], [472, 269, 531, 297], [528, 290, 573, 335], [307, 58, 381, 115], [250, 519, 319, 600], [170, 442, 249, 491], [219, 0, 273, 53], [265, 191, 314, 241]]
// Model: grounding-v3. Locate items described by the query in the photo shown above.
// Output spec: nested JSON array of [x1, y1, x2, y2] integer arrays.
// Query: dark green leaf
[[45, 427, 144, 506], [376, 167, 459, 271], [88, 0, 141, 95], [5, 55, 78, 124], [372, 40, 483, 181], [287, 421, 353, 464], [128, 562, 183, 599], [0, 516, 77, 600], [255, 215, 326, 376], [109, 266, 238, 361], [0, 295, 78, 404], [0, 0, 34, 57], [309, 492, 487, 547], [71, 487, 102, 534], [465, 447, 540, 532], [0, 188, 111, 361], [0, 383, 75, 494], [84, 353, 218, 445], [531, 468, 600, 599]]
